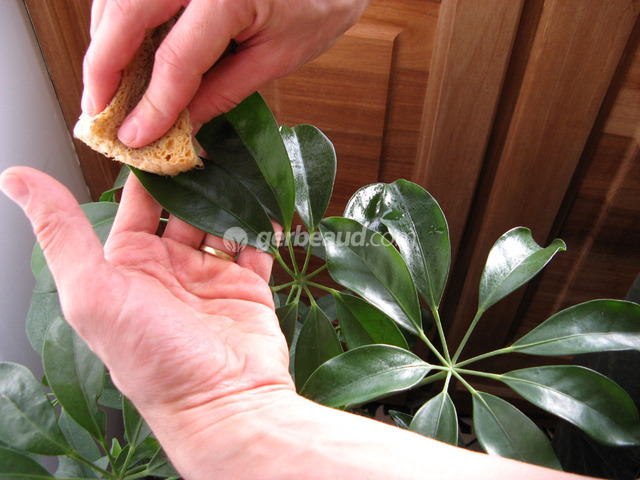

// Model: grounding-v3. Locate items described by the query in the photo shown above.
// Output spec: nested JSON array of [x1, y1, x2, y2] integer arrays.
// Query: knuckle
[[110, 0, 138, 18], [154, 39, 191, 79]]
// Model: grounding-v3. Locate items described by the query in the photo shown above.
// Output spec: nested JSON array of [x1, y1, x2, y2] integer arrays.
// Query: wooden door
[[26, 0, 640, 414]]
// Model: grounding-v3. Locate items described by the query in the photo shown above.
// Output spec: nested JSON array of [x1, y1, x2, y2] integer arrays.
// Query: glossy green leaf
[[42, 318, 106, 441], [276, 302, 299, 349], [343, 183, 388, 235], [132, 160, 274, 250], [300, 345, 430, 408], [56, 410, 101, 479], [294, 304, 343, 389], [98, 374, 122, 410], [334, 292, 409, 350], [472, 392, 561, 469], [123, 396, 152, 447], [147, 448, 180, 478], [281, 124, 336, 231], [0, 446, 53, 479], [500, 366, 640, 446], [196, 115, 283, 226], [410, 392, 458, 445], [224, 92, 296, 230], [99, 164, 130, 202], [388, 410, 413, 430], [479, 227, 566, 312], [512, 299, 640, 355], [27, 203, 119, 353], [380, 180, 450, 310], [0, 363, 70, 455], [319, 217, 422, 334]]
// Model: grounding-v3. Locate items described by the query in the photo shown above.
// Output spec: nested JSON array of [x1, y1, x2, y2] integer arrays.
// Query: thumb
[[0, 167, 106, 328]]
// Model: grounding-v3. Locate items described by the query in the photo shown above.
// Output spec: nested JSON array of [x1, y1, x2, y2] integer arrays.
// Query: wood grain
[[446, 0, 640, 359], [24, 0, 121, 200]]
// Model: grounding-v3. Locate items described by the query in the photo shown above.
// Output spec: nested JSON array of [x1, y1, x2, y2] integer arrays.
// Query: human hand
[[82, 0, 370, 148], [0, 166, 294, 431]]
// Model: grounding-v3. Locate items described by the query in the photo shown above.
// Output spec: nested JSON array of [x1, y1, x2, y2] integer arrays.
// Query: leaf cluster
[[2, 93, 640, 476]]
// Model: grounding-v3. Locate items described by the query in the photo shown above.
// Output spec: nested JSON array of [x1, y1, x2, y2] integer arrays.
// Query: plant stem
[[454, 345, 515, 369], [454, 368, 503, 383], [285, 234, 300, 275], [68, 451, 114, 478], [430, 307, 451, 364], [417, 330, 449, 367], [451, 308, 485, 363], [305, 281, 339, 296], [272, 248, 296, 278]]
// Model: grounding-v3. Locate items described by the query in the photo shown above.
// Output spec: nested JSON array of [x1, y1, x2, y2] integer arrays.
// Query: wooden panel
[[24, 0, 121, 200], [261, 0, 440, 217], [413, 0, 524, 262], [445, 0, 640, 360]]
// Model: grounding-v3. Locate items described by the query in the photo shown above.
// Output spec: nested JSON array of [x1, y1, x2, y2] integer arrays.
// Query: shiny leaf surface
[[479, 227, 566, 311], [380, 180, 450, 310], [132, 161, 274, 250], [300, 345, 430, 408], [410, 392, 458, 445], [473, 392, 561, 469], [281, 124, 336, 231], [334, 292, 409, 350], [512, 299, 640, 355], [501, 366, 640, 446], [343, 183, 388, 235], [0, 363, 70, 455], [223, 92, 296, 230], [0, 446, 53, 479], [319, 217, 422, 334], [42, 318, 106, 441], [294, 304, 343, 390]]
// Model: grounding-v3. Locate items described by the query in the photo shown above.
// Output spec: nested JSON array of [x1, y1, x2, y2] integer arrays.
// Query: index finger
[[82, 0, 185, 115]]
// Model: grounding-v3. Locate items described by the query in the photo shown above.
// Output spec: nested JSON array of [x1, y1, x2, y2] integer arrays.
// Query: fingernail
[[0, 173, 30, 208], [118, 115, 139, 146], [81, 90, 96, 115]]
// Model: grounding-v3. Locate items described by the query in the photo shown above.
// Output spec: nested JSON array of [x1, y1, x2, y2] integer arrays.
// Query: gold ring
[[199, 244, 235, 262]]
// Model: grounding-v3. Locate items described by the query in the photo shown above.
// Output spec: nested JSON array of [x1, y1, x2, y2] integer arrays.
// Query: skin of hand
[[82, 0, 371, 148], [0, 165, 295, 437]]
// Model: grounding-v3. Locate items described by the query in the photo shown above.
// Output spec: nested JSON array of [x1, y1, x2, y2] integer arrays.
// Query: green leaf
[[380, 180, 450, 310], [388, 410, 413, 430], [300, 345, 430, 408], [343, 183, 388, 235], [294, 304, 343, 390], [0, 446, 53, 479], [42, 318, 106, 441], [281, 124, 336, 231], [196, 115, 283, 225], [479, 227, 566, 312], [123, 396, 152, 448], [472, 392, 561, 469], [99, 165, 130, 202], [500, 366, 640, 446], [132, 160, 274, 250], [56, 410, 100, 478], [224, 92, 296, 231], [512, 299, 640, 355], [98, 374, 122, 410], [276, 302, 298, 349], [334, 292, 409, 350], [0, 363, 71, 455], [410, 392, 458, 445], [319, 217, 422, 334]]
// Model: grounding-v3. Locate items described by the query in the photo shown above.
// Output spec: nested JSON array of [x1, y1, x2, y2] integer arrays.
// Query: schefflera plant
[[1, 92, 639, 478]]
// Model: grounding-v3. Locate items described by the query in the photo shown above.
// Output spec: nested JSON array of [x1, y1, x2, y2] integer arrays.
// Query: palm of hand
[[46, 175, 295, 415]]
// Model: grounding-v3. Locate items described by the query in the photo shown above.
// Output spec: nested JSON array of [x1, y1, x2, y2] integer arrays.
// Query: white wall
[[0, 0, 91, 375]]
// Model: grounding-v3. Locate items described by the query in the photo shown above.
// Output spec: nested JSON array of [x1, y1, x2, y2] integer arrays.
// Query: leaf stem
[[417, 330, 449, 367], [431, 307, 451, 364], [272, 248, 296, 278], [451, 308, 485, 363], [68, 451, 114, 478], [454, 368, 503, 383], [454, 346, 515, 369]]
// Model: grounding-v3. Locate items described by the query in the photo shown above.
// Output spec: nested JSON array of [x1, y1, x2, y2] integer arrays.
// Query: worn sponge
[[74, 21, 202, 176]]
